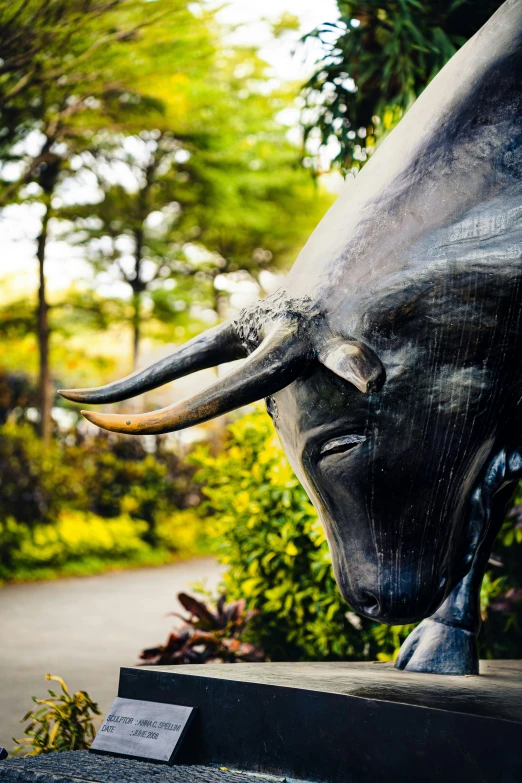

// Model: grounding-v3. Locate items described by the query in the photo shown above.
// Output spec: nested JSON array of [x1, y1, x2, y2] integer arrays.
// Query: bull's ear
[[318, 338, 385, 394]]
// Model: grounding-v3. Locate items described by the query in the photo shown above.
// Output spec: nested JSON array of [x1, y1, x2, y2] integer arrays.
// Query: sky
[[216, 0, 339, 80], [0, 0, 340, 300]]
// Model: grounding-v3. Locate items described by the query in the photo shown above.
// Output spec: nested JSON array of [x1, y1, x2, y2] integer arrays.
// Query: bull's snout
[[346, 578, 447, 625]]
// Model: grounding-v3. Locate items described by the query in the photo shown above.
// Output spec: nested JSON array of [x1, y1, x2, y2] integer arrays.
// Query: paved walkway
[[0, 559, 223, 749]]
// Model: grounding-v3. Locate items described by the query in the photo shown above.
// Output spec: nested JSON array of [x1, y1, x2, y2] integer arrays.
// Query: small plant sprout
[[14, 674, 101, 756]]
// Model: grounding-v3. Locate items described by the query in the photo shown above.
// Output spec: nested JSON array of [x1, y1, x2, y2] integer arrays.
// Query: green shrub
[[0, 508, 204, 582], [0, 422, 206, 581], [0, 512, 147, 581], [477, 504, 522, 659], [154, 508, 209, 555], [14, 674, 100, 755], [0, 422, 73, 526], [68, 436, 194, 543], [0, 421, 198, 526], [194, 409, 522, 662]]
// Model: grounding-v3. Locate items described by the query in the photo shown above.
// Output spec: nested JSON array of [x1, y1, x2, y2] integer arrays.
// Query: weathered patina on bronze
[[60, 0, 522, 675]]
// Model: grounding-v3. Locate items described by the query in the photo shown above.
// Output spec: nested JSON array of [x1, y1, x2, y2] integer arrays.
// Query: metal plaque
[[90, 696, 194, 764]]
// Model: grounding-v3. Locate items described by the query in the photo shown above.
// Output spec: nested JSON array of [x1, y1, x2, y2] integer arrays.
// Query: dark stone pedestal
[[118, 660, 522, 783], [2, 661, 520, 783]]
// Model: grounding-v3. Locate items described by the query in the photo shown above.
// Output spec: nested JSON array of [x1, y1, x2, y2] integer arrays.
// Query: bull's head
[[58, 272, 522, 626], [60, 0, 522, 625]]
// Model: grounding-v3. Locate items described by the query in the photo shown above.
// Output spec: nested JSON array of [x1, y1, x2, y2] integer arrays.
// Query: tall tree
[[62, 132, 215, 368], [60, 47, 331, 366], [301, 0, 504, 174], [0, 0, 213, 439]]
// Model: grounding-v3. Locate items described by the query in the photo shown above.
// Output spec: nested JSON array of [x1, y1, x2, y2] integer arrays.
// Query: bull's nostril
[[359, 590, 381, 616]]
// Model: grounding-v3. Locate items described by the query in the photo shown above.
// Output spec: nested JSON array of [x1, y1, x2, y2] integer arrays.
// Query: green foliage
[[14, 674, 100, 755], [190, 45, 328, 257], [57, 46, 331, 359], [0, 0, 221, 437], [193, 409, 522, 663], [0, 0, 210, 179], [0, 0, 331, 398], [67, 437, 180, 534], [1, 512, 144, 578], [477, 497, 522, 659], [0, 509, 204, 583], [0, 422, 191, 527], [0, 422, 206, 582], [0, 422, 72, 526], [303, 0, 504, 172]]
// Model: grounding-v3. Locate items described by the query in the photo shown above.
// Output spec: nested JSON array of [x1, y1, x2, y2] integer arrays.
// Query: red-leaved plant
[[139, 592, 266, 665]]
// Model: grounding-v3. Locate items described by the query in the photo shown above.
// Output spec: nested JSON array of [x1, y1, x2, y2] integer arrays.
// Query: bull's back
[[286, 0, 522, 327]]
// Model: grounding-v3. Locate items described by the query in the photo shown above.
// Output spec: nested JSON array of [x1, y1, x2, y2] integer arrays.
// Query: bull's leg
[[396, 449, 522, 675], [394, 547, 492, 675]]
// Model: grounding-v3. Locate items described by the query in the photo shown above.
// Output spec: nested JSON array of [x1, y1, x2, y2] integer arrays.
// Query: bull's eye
[[319, 434, 366, 458]]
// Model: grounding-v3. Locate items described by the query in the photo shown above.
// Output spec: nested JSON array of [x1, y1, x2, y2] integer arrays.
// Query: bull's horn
[[80, 321, 307, 435], [318, 338, 385, 393], [58, 321, 244, 404]]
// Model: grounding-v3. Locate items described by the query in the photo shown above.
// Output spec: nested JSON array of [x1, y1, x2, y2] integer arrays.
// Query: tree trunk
[[131, 155, 157, 369], [37, 197, 52, 443], [132, 289, 141, 369], [132, 226, 143, 370]]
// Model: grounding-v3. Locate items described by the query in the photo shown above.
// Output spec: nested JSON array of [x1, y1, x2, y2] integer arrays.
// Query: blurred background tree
[[59, 47, 328, 366], [0, 0, 331, 583], [301, 0, 505, 174], [0, 0, 328, 436], [1, 0, 189, 439]]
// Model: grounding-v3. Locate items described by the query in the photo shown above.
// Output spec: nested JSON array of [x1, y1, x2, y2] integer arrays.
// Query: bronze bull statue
[[60, 0, 522, 675]]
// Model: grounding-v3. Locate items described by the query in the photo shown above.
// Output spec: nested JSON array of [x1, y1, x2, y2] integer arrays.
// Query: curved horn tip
[[58, 389, 87, 402], [81, 410, 100, 425], [80, 409, 147, 435], [80, 409, 116, 428]]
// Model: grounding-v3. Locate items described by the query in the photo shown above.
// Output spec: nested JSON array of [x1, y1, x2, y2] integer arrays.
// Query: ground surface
[[0, 559, 223, 749], [0, 751, 295, 782], [0, 751, 297, 782]]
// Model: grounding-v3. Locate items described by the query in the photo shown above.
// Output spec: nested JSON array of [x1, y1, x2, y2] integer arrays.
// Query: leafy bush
[[0, 422, 206, 581], [68, 435, 196, 544], [140, 592, 265, 665], [14, 674, 100, 755], [0, 421, 199, 522], [194, 409, 522, 662], [0, 370, 38, 425], [478, 503, 522, 659], [0, 422, 73, 526], [302, 0, 504, 172], [154, 508, 207, 555], [0, 508, 203, 583]]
